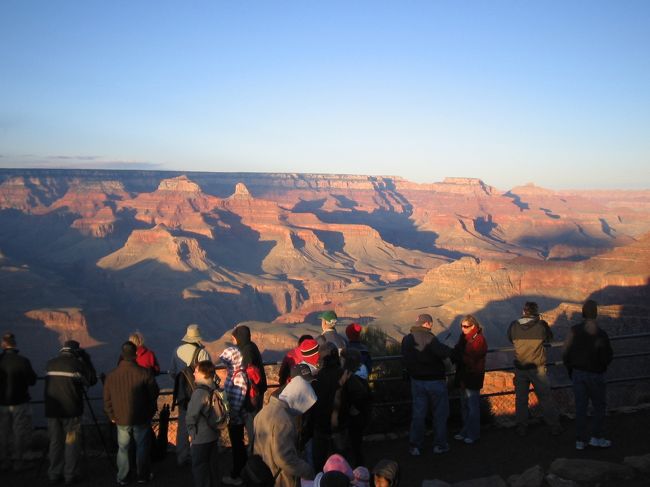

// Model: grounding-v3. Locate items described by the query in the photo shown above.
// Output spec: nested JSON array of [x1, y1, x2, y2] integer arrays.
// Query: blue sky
[[1, 1, 648, 189]]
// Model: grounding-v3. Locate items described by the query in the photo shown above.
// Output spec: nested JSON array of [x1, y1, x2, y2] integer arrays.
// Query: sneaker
[[515, 424, 528, 437], [433, 445, 450, 454], [575, 441, 585, 450], [137, 473, 154, 484], [589, 437, 612, 448], [463, 437, 476, 444], [453, 433, 465, 441], [408, 446, 421, 456], [222, 476, 244, 486], [117, 480, 128, 486]]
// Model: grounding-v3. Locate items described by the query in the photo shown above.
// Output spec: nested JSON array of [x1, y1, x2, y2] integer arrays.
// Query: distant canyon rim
[[0, 169, 648, 374]]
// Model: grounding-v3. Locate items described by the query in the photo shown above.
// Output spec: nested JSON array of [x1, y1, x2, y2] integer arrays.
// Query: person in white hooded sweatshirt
[[253, 376, 316, 487]]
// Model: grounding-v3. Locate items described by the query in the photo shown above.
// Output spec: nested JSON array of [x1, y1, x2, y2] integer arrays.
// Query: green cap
[[318, 310, 338, 322]]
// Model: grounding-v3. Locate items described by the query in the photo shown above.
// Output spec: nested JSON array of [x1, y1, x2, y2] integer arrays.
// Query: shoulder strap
[[189, 344, 202, 367]]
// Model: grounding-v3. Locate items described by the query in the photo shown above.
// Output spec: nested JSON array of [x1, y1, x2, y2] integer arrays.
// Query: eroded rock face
[[24, 308, 100, 348]]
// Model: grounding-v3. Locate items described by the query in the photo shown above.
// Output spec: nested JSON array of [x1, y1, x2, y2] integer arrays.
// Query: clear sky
[[1, 1, 648, 190]]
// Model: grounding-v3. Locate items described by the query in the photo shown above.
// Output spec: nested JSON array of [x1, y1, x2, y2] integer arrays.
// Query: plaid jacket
[[220, 346, 248, 424]]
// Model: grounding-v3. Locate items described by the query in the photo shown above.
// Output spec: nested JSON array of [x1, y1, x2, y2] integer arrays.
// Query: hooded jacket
[[401, 326, 451, 381], [185, 376, 220, 445], [220, 346, 248, 424], [372, 459, 400, 487], [232, 325, 268, 394], [254, 377, 316, 487], [507, 315, 553, 369]]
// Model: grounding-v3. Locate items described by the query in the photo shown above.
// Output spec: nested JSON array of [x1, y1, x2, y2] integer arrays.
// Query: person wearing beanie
[[169, 324, 211, 467], [563, 299, 613, 450], [372, 459, 400, 487], [345, 323, 372, 374], [317, 311, 348, 356], [451, 315, 487, 445], [279, 335, 318, 386], [318, 471, 351, 487], [44, 340, 97, 484], [352, 466, 370, 487], [322, 453, 353, 479], [104, 342, 159, 485], [507, 302, 562, 437]]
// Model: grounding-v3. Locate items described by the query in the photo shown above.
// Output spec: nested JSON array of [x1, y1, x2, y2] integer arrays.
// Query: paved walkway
[[4, 407, 649, 486]]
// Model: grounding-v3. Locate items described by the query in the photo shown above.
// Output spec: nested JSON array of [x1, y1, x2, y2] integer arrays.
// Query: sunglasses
[[461, 324, 473, 329]]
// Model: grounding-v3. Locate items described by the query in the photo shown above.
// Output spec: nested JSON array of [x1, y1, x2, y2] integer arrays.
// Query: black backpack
[[172, 344, 202, 410]]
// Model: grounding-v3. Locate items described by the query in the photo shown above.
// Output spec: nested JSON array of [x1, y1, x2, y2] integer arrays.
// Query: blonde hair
[[129, 331, 144, 347], [462, 315, 482, 331]]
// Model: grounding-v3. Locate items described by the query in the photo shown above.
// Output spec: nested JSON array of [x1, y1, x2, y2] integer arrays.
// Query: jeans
[[0, 403, 32, 470], [116, 423, 151, 482], [47, 416, 81, 482], [191, 440, 219, 487], [409, 379, 449, 449], [514, 366, 560, 427], [572, 369, 607, 441], [459, 388, 481, 441]]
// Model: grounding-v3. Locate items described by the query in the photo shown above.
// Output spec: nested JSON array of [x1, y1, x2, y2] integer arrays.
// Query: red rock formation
[[24, 308, 100, 348]]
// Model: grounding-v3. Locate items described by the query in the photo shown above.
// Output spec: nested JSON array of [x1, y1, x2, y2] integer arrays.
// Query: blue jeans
[[116, 423, 151, 482], [409, 379, 449, 449], [459, 388, 481, 441], [572, 369, 607, 441]]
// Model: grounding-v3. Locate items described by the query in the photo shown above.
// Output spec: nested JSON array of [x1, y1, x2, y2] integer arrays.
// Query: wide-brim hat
[[182, 324, 203, 343]]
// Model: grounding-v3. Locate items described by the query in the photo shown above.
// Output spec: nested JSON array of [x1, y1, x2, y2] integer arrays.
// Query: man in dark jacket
[[104, 342, 159, 485], [0, 332, 37, 472], [507, 301, 561, 437], [401, 314, 452, 456], [563, 300, 613, 450], [45, 340, 97, 484]]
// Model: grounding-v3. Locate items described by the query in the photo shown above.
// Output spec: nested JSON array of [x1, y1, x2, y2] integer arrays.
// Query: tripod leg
[[83, 390, 116, 471]]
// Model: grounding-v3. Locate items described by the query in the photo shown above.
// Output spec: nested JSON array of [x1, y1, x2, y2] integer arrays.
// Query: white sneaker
[[222, 476, 244, 486], [463, 437, 476, 444], [433, 445, 450, 454], [589, 437, 612, 448], [408, 446, 421, 456], [453, 434, 465, 441], [575, 441, 585, 450]]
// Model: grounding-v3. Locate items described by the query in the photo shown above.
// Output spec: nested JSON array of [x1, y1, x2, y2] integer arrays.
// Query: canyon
[[0, 169, 648, 374]]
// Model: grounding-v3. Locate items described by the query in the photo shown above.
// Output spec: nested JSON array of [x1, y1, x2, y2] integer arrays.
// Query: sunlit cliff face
[[0, 170, 648, 372]]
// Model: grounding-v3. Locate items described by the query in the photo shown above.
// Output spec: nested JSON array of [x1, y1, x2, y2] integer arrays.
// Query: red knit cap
[[345, 323, 362, 341], [298, 338, 320, 366]]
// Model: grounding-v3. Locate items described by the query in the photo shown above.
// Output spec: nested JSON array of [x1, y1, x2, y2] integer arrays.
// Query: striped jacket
[[45, 348, 97, 418]]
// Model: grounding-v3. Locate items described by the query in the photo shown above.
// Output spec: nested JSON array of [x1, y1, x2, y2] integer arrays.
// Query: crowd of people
[[0, 300, 615, 486]]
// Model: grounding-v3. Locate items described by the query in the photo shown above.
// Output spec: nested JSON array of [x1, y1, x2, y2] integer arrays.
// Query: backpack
[[172, 344, 202, 410], [239, 363, 263, 412], [198, 384, 230, 431]]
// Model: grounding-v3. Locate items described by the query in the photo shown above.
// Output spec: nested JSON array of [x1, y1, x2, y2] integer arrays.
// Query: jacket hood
[[372, 459, 399, 486], [220, 346, 243, 371], [517, 316, 540, 329], [279, 375, 316, 415], [232, 325, 251, 346]]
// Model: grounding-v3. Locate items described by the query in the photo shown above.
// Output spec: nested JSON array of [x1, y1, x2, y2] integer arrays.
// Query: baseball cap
[[318, 310, 338, 322]]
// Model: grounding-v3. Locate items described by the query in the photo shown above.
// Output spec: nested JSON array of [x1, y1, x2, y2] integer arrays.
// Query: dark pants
[[191, 440, 219, 487], [227, 423, 247, 477], [312, 430, 333, 473], [347, 417, 366, 467], [573, 369, 607, 441]]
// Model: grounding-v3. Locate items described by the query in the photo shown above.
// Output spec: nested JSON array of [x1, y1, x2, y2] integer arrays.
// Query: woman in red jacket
[[451, 315, 487, 444], [129, 332, 161, 375]]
